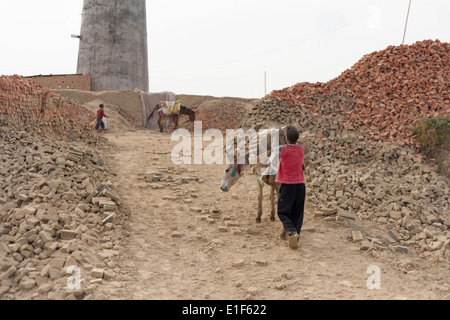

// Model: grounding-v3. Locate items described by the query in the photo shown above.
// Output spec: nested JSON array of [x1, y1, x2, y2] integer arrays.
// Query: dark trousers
[[277, 184, 305, 236], [95, 118, 105, 130]]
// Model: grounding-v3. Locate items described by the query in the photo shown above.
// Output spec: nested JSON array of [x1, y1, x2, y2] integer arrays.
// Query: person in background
[[95, 104, 108, 133]]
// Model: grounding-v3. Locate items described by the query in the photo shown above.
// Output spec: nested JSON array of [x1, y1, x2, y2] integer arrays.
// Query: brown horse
[[147, 103, 196, 133]]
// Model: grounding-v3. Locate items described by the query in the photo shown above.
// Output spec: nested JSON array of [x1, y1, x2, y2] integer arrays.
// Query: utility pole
[[402, 0, 412, 45]]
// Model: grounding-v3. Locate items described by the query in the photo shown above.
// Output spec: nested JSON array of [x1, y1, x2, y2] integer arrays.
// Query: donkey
[[147, 102, 196, 133], [220, 128, 288, 223]]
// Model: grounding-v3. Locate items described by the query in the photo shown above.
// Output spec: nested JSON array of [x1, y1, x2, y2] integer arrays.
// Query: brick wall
[[0, 75, 64, 123], [24, 74, 91, 91]]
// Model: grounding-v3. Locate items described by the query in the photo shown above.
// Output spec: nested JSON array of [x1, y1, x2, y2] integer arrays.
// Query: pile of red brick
[[179, 98, 252, 133], [0, 75, 97, 141], [270, 40, 450, 146], [0, 75, 64, 123]]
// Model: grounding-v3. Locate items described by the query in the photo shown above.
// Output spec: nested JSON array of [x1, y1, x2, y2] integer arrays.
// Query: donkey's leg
[[173, 114, 179, 130], [158, 118, 163, 133], [274, 182, 285, 238], [270, 186, 276, 221], [256, 183, 264, 223]]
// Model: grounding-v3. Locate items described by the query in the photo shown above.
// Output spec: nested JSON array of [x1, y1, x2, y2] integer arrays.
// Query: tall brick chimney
[[76, 0, 149, 92]]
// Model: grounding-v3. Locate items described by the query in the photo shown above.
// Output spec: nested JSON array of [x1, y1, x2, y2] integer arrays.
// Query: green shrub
[[412, 115, 450, 179]]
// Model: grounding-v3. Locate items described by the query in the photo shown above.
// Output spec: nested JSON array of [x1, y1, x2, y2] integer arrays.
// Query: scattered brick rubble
[[241, 95, 449, 261], [0, 76, 126, 300], [239, 39, 449, 262]]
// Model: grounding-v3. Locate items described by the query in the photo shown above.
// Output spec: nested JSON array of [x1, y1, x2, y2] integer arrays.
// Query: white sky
[[0, 0, 449, 98]]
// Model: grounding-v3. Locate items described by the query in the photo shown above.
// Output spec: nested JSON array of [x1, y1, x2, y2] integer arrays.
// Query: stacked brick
[[0, 75, 97, 142], [270, 40, 450, 147], [0, 75, 64, 123]]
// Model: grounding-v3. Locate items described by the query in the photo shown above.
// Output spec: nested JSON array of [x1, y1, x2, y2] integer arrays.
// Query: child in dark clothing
[[275, 126, 306, 249]]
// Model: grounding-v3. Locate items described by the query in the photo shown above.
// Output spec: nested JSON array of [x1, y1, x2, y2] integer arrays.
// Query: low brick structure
[[24, 74, 91, 91], [0, 75, 64, 123], [0, 75, 96, 139]]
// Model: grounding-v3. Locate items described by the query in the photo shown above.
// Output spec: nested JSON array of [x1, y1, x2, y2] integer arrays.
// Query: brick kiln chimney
[[76, 0, 149, 92]]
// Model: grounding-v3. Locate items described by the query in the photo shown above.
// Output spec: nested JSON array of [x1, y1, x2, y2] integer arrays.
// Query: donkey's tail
[[147, 105, 158, 121]]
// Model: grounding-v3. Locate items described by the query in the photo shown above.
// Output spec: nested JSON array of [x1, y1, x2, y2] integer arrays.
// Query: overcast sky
[[0, 0, 449, 98]]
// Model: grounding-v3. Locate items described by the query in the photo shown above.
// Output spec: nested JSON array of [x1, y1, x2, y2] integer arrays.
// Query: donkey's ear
[[280, 127, 287, 138], [225, 149, 235, 164]]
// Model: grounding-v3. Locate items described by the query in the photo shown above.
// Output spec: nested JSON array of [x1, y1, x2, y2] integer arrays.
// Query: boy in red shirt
[[95, 104, 108, 132], [275, 126, 306, 249]]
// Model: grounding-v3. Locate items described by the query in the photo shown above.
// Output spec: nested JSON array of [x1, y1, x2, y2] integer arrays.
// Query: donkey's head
[[220, 163, 246, 192], [180, 106, 196, 123], [220, 137, 251, 192], [189, 109, 196, 122]]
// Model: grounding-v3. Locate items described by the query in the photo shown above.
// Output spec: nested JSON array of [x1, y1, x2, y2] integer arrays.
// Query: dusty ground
[[82, 103, 449, 301]]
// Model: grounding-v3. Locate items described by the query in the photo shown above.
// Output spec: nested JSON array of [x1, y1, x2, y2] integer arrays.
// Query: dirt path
[[71, 103, 450, 300], [88, 110, 449, 300]]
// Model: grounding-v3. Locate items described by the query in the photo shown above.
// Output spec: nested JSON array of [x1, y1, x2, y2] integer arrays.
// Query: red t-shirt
[[275, 144, 305, 184], [97, 109, 106, 119]]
